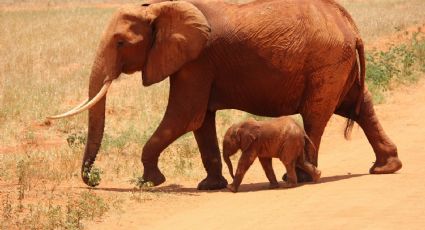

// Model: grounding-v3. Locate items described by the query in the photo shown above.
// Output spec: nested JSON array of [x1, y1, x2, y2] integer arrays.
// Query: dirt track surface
[[87, 80, 425, 229]]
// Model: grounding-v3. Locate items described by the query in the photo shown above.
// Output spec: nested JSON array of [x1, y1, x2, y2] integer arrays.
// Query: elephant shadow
[[235, 173, 368, 193], [317, 173, 368, 184], [85, 173, 367, 194], [83, 183, 211, 196]]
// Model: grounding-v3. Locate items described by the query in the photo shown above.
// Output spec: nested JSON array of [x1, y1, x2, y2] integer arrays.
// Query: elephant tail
[[355, 38, 366, 115], [304, 133, 317, 163], [344, 38, 365, 139]]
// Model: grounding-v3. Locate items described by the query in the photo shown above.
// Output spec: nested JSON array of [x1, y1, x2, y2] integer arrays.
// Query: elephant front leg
[[142, 67, 216, 186], [141, 113, 189, 186], [227, 149, 256, 193], [194, 111, 228, 190]]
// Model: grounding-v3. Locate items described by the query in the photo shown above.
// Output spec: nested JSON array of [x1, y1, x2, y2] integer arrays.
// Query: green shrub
[[82, 163, 103, 187], [67, 131, 87, 148], [129, 175, 154, 190]]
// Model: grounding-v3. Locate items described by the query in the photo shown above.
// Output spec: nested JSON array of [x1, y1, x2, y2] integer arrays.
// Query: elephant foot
[[197, 175, 228, 190], [312, 169, 321, 183], [282, 182, 296, 188], [227, 183, 238, 193], [282, 168, 312, 183], [370, 156, 402, 174], [268, 182, 279, 189], [142, 167, 166, 186]]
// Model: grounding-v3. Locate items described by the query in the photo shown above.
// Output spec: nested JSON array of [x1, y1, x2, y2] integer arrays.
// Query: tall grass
[[340, 0, 425, 43], [0, 7, 111, 143]]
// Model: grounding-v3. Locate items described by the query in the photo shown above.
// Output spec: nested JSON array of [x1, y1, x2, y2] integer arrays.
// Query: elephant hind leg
[[282, 161, 297, 188], [336, 86, 402, 174], [259, 157, 279, 189], [281, 102, 332, 183], [194, 111, 227, 190], [356, 91, 401, 174], [297, 156, 321, 183], [290, 63, 351, 182]]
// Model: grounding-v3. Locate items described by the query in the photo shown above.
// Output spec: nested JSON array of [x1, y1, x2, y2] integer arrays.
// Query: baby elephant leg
[[297, 157, 321, 183], [282, 161, 298, 188], [227, 150, 256, 193], [259, 157, 279, 189]]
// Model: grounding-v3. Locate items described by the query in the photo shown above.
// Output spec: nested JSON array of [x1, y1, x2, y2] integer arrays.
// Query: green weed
[[129, 175, 154, 190], [128, 175, 165, 203], [67, 131, 87, 148], [82, 163, 103, 187]]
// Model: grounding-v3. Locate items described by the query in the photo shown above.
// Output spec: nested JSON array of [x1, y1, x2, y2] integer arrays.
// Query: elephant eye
[[117, 40, 125, 48]]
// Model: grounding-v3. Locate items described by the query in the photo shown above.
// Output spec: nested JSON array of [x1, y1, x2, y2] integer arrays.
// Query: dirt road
[[88, 79, 425, 229]]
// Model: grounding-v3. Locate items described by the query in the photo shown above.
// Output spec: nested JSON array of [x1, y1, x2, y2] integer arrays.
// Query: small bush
[[129, 175, 154, 190], [67, 131, 87, 148], [82, 163, 103, 187]]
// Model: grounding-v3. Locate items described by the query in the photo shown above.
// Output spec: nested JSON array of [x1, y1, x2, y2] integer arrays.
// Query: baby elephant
[[223, 117, 321, 193]]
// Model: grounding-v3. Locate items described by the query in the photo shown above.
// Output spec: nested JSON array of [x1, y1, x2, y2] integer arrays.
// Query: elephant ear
[[143, 1, 211, 86], [237, 125, 260, 152]]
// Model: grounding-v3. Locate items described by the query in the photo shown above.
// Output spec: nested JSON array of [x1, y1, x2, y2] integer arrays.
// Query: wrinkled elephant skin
[[51, 0, 401, 189]]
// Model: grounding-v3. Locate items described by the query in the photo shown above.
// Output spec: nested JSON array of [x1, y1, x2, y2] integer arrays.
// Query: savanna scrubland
[[1, 0, 425, 229]]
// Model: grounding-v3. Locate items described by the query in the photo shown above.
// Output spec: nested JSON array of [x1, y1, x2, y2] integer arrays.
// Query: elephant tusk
[[69, 98, 90, 112], [47, 81, 112, 119], [46, 98, 89, 119]]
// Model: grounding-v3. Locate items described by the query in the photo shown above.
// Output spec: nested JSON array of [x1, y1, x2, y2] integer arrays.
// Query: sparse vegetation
[[1, 0, 424, 228], [366, 32, 425, 102], [0, 190, 115, 230]]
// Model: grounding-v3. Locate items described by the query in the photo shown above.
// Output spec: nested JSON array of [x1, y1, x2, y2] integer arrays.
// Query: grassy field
[[0, 0, 425, 229]]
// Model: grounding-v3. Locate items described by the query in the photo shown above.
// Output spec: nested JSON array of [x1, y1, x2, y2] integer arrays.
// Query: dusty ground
[[84, 79, 425, 229]]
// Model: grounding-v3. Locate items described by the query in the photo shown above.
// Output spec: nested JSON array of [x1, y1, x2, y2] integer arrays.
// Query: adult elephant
[[48, 0, 402, 189]]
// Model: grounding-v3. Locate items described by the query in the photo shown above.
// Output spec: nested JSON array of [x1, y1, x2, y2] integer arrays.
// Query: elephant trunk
[[223, 150, 235, 179], [81, 56, 108, 186]]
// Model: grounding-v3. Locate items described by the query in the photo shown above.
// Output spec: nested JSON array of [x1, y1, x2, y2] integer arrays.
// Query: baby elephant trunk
[[223, 151, 235, 179]]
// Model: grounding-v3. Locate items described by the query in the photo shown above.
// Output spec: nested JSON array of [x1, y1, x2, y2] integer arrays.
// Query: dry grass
[[341, 0, 425, 43], [1, 0, 425, 228]]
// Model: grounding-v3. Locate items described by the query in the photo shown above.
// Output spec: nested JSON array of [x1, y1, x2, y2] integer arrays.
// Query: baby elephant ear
[[142, 1, 210, 86], [238, 126, 259, 152]]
